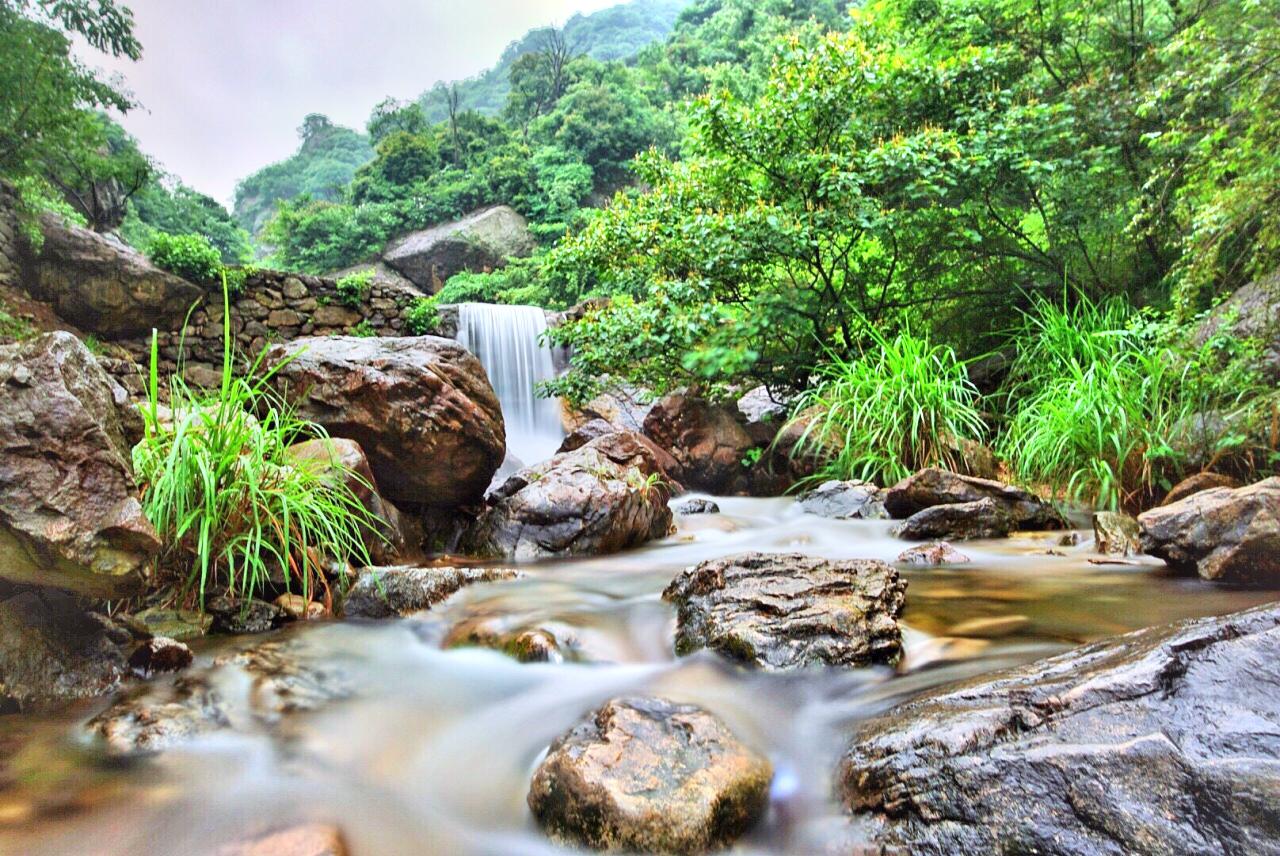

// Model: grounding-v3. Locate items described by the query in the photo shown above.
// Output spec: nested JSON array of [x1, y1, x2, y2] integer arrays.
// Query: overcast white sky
[[87, 1, 622, 206]]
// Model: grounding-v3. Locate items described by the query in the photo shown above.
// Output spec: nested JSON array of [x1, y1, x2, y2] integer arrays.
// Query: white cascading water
[[457, 302, 565, 469]]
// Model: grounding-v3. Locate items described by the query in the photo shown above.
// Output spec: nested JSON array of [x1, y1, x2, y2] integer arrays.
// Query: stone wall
[[0, 183, 21, 289]]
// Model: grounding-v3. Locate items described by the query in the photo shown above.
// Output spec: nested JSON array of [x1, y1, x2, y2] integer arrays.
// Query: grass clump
[[133, 276, 378, 609], [786, 328, 985, 486]]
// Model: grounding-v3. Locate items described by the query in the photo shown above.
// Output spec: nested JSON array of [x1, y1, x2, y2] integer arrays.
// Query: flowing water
[[456, 303, 564, 469], [0, 498, 1273, 856]]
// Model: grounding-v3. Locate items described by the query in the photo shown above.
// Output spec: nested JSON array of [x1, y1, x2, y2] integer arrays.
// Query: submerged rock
[[1092, 511, 1140, 556], [896, 542, 971, 566], [891, 497, 1014, 541], [263, 335, 505, 507], [796, 480, 887, 520], [839, 602, 1280, 855], [444, 616, 567, 663], [0, 332, 160, 597], [1161, 471, 1241, 506], [528, 696, 772, 854], [884, 468, 1065, 531], [674, 498, 720, 515], [88, 674, 228, 754], [1138, 477, 1280, 584], [214, 823, 349, 856], [662, 552, 906, 670], [466, 432, 675, 560], [342, 565, 519, 619]]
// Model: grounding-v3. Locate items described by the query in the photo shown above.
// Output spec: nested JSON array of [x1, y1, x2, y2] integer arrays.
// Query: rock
[[1137, 477, 1280, 584], [662, 552, 906, 670], [796, 480, 887, 520], [528, 696, 772, 854], [1092, 511, 1140, 556], [128, 607, 211, 641], [273, 594, 326, 621], [263, 335, 505, 507], [466, 432, 675, 561], [207, 596, 287, 635], [838, 602, 1280, 856], [0, 333, 160, 597], [1161, 471, 1241, 506], [215, 823, 349, 856], [310, 304, 362, 328], [87, 674, 227, 754], [25, 214, 204, 337], [1193, 267, 1280, 381], [891, 497, 1014, 541], [735, 385, 792, 444], [896, 542, 971, 566], [342, 565, 519, 619], [947, 436, 999, 480], [445, 616, 566, 663], [570, 385, 655, 434], [675, 498, 720, 515], [127, 637, 193, 677], [884, 467, 1065, 530], [642, 391, 755, 494], [285, 437, 410, 563], [0, 589, 127, 710], [556, 417, 617, 454], [382, 206, 534, 292]]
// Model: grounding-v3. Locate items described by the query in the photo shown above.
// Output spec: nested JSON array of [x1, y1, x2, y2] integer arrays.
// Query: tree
[[367, 97, 429, 144]]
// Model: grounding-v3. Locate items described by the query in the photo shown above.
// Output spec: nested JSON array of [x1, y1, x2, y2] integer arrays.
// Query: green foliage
[[147, 232, 224, 285], [0, 298, 34, 342], [123, 175, 251, 264], [786, 329, 985, 486], [403, 296, 440, 335], [335, 269, 373, 308], [133, 281, 377, 608], [349, 319, 377, 338]]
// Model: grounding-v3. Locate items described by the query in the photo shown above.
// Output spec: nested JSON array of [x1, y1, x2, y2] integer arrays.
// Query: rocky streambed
[[0, 496, 1276, 856]]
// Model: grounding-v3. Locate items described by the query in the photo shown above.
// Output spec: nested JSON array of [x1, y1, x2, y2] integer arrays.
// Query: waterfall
[[456, 302, 564, 469]]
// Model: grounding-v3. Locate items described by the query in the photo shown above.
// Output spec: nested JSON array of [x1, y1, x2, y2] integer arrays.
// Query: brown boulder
[[0, 332, 159, 597], [1161, 471, 1241, 506], [1138, 477, 1280, 584], [263, 335, 505, 507], [466, 432, 675, 560], [528, 696, 772, 854], [643, 391, 755, 494], [663, 552, 906, 670], [884, 467, 1065, 530]]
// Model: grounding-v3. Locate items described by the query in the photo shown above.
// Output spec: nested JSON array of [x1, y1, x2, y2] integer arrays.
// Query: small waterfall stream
[[456, 302, 565, 469]]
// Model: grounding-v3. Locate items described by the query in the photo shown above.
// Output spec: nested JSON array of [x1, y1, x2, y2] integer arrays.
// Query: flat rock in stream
[[342, 565, 519, 619], [891, 497, 1014, 541], [662, 552, 906, 670], [528, 696, 772, 854], [796, 479, 887, 520], [839, 601, 1280, 856], [884, 467, 1065, 530]]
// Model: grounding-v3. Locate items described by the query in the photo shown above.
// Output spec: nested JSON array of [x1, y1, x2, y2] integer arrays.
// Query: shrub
[[147, 232, 224, 284], [132, 275, 379, 608], [785, 328, 986, 486], [350, 319, 377, 338], [335, 269, 373, 308], [403, 296, 439, 335]]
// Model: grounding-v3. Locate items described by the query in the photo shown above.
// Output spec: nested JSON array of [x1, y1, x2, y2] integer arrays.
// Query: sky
[[86, 0, 623, 206]]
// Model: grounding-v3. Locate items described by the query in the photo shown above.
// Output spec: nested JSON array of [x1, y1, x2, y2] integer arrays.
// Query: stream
[[0, 496, 1273, 855]]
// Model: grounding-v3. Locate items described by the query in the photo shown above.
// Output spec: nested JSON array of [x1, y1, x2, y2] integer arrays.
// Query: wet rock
[[568, 385, 655, 435], [1161, 471, 1241, 506], [896, 542, 971, 566], [891, 497, 1014, 541], [274, 594, 326, 621], [884, 468, 1065, 531], [207, 596, 287, 635], [1092, 511, 1140, 557], [947, 614, 1031, 638], [263, 335, 505, 507], [342, 565, 519, 619], [212, 640, 351, 719], [445, 616, 566, 663], [528, 696, 772, 854], [87, 674, 228, 754], [1138, 477, 1280, 584], [662, 552, 906, 670], [215, 823, 349, 856], [839, 602, 1280, 856], [0, 332, 160, 596], [675, 498, 720, 515], [0, 589, 126, 710], [127, 607, 211, 641], [466, 432, 675, 561], [642, 391, 755, 494], [382, 205, 534, 292], [557, 417, 617, 454], [127, 637, 193, 677], [797, 480, 887, 520]]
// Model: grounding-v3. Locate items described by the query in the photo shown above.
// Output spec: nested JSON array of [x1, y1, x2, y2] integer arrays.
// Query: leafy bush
[[404, 296, 440, 335], [336, 269, 373, 307], [147, 232, 223, 284], [133, 277, 379, 608], [350, 319, 377, 338], [785, 328, 986, 486]]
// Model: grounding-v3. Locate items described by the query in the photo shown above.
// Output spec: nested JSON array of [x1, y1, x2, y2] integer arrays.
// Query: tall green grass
[[132, 277, 377, 609], [785, 328, 986, 486]]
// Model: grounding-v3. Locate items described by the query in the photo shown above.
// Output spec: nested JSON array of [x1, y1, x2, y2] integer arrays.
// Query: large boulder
[[643, 391, 755, 494], [262, 336, 505, 508], [839, 602, 1280, 855], [25, 214, 203, 338], [662, 552, 906, 670], [465, 432, 675, 560], [0, 332, 159, 596], [528, 696, 772, 854], [1161, 471, 1241, 506], [1137, 477, 1280, 584], [884, 467, 1065, 530], [891, 497, 1015, 541], [342, 565, 519, 619], [382, 206, 534, 292], [1193, 267, 1280, 381], [796, 480, 887, 520]]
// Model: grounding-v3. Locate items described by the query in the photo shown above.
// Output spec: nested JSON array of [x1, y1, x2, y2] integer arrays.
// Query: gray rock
[[342, 565, 519, 619], [528, 696, 772, 854], [884, 467, 1065, 530], [207, 596, 287, 635], [797, 480, 887, 520], [662, 552, 906, 670], [1092, 510, 1140, 556], [1193, 267, 1280, 381], [891, 497, 1014, 541], [839, 602, 1280, 856], [1161, 471, 1241, 506], [675, 498, 720, 515], [382, 206, 534, 292]]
